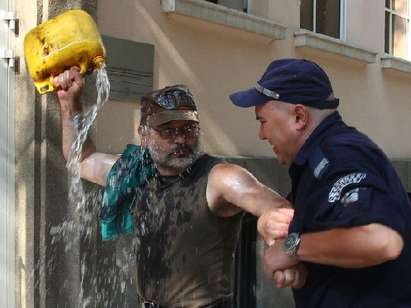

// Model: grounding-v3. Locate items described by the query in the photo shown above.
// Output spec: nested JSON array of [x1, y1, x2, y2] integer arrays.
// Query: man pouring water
[[53, 67, 303, 308]]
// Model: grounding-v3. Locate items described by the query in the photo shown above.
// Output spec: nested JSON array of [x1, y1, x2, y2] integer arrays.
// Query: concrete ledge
[[294, 30, 378, 63], [161, 0, 286, 39], [381, 55, 411, 74]]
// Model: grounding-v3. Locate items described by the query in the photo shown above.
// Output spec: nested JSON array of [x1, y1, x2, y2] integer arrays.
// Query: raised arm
[[206, 163, 291, 217], [54, 67, 118, 186]]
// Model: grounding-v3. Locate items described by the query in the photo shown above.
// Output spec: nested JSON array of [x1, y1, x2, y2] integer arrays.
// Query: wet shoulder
[[194, 154, 225, 172], [187, 154, 225, 182]]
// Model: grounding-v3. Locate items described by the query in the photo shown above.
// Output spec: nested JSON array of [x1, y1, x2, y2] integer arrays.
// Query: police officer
[[229, 58, 411, 307]]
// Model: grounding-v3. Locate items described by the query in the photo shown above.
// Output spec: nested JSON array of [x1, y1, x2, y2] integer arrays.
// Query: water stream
[[67, 64, 110, 212], [46, 65, 135, 307]]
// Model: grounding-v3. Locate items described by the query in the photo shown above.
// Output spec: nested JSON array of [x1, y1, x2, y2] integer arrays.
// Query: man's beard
[[147, 140, 201, 172]]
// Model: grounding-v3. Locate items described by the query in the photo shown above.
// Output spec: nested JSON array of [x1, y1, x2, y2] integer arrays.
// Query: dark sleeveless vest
[[131, 154, 243, 307]]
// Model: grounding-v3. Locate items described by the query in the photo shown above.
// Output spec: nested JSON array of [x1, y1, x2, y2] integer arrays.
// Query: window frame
[[206, 0, 249, 13], [302, 0, 347, 40], [385, 0, 410, 60], [161, 0, 287, 41]]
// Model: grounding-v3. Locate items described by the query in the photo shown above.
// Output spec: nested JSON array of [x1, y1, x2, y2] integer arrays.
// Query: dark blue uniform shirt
[[288, 112, 411, 308]]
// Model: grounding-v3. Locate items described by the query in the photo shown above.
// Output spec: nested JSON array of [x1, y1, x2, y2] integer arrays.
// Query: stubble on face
[[147, 135, 201, 172]]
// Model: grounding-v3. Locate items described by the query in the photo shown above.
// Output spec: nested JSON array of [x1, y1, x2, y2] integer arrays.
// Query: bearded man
[[54, 67, 293, 308]]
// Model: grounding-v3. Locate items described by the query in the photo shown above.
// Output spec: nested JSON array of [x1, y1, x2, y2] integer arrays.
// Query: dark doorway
[[234, 213, 257, 307]]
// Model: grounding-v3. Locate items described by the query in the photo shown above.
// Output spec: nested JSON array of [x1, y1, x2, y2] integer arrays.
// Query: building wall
[[15, 0, 39, 307], [96, 0, 411, 160], [15, 1, 100, 308], [13, 1, 411, 307]]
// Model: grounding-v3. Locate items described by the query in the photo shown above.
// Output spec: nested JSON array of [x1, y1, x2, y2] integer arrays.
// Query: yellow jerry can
[[24, 9, 106, 94]]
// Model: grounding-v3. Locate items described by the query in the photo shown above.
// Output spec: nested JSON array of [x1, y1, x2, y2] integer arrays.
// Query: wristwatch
[[283, 232, 301, 257]]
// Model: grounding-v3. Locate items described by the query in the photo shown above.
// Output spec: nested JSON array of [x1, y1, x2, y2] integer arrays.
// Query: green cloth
[[101, 144, 155, 241]]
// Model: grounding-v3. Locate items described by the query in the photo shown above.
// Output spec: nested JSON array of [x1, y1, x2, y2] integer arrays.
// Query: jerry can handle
[[36, 67, 82, 94], [36, 78, 55, 94], [36, 56, 105, 94]]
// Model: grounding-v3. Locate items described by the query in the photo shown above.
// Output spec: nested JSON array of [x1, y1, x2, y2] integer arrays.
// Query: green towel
[[101, 144, 155, 240]]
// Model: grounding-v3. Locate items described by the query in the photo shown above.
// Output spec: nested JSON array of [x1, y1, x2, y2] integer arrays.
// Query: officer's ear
[[293, 104, 309, 131]]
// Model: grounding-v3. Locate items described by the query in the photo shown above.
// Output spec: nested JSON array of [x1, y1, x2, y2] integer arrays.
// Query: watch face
[[284, 233, 298, 250], [283, 232, 301, 257]]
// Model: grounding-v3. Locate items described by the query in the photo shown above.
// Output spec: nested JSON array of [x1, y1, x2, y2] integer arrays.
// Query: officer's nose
[[259, 127, 266, 141]]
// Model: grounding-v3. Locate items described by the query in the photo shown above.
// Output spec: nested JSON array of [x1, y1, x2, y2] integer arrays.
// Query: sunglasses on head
[[151, 85, 196, 110]]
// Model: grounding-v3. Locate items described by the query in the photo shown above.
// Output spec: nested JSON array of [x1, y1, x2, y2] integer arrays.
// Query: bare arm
[[206, 163, 291, 217], [206, 163, 304, 287], [80, 153, 119, 186], [297, 223, 404, 267], [263, 223, 404, 276], [54, 67, 118, 186]]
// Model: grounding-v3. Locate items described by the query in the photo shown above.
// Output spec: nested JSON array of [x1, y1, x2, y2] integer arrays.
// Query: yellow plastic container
[[24, 9, 106, 94]]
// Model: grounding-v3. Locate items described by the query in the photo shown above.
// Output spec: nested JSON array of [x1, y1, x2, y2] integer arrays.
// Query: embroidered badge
[[328, 173, 366, 203], [340, 188, 360, 205], [314, 157, 329, 179]]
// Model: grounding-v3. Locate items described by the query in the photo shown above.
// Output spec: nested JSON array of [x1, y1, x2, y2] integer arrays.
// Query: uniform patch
[[340, 188, 360, 205], [314, 157, 329, 179], [328, 173, 366, 203]]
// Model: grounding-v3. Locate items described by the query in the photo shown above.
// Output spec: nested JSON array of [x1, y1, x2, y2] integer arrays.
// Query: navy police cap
[[229, 58, 339, 109]]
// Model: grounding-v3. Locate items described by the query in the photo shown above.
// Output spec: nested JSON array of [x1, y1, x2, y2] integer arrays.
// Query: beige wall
[[12, 1, 411, 306], [96, 0, 411, 159], [16, 1, 100, 307]]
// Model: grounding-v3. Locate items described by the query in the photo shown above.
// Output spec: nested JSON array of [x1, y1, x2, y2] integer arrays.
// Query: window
[[300, 0, 346, 39], [205, 0, 248, 13], [385, 0, 410, 59]]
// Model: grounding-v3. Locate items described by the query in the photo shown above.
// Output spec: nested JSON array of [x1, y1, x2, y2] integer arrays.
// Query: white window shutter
[[0, 0, 15, 307]]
